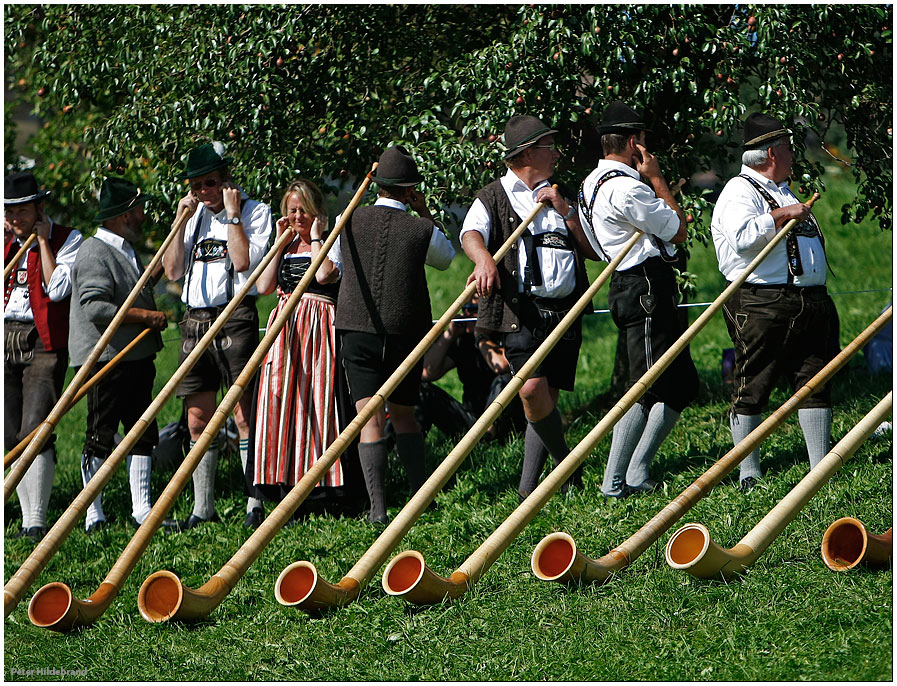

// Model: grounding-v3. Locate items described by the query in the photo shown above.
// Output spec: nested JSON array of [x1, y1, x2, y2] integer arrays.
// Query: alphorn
[[821, 517, 893, 571], [381, 194, 822, 605], [4, 328, 154, 469], [4, 233, 37, 280], [137, 184, 555, 623], [665, 393, 892, 579], [3, 208, 190, 501], [531, 307, 892, 584], [4, 208, 296, 621], [273, 232, 642, 612]]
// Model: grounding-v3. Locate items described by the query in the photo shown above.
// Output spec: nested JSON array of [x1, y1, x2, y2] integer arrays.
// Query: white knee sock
[[191, 441, 218, 520], [127, 453, 153, 524], [240, 438, 263, 513], [81, 455, 106, 529], [731, 413, 763, 482], [626, 403, 680, 487], [799, 407, 832, 470], [17, 449, 55, 529], [602, 403, 648, 496]]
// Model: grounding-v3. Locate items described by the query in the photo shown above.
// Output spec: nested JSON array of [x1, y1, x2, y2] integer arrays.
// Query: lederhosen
[[176, 203, 260, 397], [581, 170, 698, 412], [723, 176, 839, 415]]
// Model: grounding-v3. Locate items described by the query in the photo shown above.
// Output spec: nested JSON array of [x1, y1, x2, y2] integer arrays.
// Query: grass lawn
[[4, 168, 892, 681]]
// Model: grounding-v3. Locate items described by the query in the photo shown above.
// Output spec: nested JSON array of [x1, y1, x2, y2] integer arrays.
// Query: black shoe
[[160, 517, 182, 532], [366, 511, 389, 527], [178, 513, 221, 530], [243, 507, 265, 529], [739, 476, 758, 493], [12, 526, 48, 542], [86, 520, 107, 535]]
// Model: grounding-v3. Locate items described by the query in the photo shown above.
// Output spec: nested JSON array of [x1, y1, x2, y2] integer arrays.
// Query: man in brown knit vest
[[328, 145, 454, 525]]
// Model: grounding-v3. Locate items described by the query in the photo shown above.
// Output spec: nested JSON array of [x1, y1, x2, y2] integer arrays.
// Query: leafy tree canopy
[[4, 4, 892, 241]]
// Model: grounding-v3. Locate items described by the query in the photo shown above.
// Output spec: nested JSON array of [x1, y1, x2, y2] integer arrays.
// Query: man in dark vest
[[711, 112, 838, 491], [4, 171, 83, 541], [460, 115, 600, 502], [328, 145, 454, 525], [69, 177, 168, 532]]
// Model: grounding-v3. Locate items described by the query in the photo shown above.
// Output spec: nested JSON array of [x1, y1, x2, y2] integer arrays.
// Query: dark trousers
[[81, 356, 158, 460], [4, 321, 67, 451], [608, 257, 699, 413], [723, 284, 839, 415]]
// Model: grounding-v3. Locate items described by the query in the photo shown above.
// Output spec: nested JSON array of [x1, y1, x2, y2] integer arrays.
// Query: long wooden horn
[[136, 183, 556, 623], [4, 207, 296, 621], [3, 207, 191, 501], [665, 392, 892, 579], [382, 194, 823, 605], [4, 328, 154, 469], [821, 517, 893, 571], [4, 233, 37, 280], [274, 231, 642, 612], [531, 306, 892, 584]]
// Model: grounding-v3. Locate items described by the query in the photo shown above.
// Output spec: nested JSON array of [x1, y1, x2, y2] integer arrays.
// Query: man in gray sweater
[[69, 177, 168, 532]]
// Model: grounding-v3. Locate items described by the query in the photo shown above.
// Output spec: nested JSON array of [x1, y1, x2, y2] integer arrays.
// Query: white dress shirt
[[4, 220, 83, 322], [459, 169, 576, 298], [711, 165, 826, 286], [93, 227, 142, 276], [328, 197, 455, 272], [174, 191, 273, 308], [577, 160, 680, 272]]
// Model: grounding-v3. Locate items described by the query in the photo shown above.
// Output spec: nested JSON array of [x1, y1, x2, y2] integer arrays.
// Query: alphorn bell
[[138, 184, 554, 623], [4, 232, 37, 280], [3, 207, 190, 501], [6, 204, 296, 622], [382, 195, 822, 606], [4, 328, 154, 469], [531, 307, 892, 584], [665, 393, 892, 579], [821, 517, 892, 571], [274, 231, 642, 612]]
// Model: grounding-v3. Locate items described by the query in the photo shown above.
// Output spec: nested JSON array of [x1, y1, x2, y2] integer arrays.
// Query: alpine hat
[[596, 101, 652, 135], [502, 115, 558, 160], [178, 143, 233, 180], [94, 176, 152, 223], [370, 145, 424, 187], [742, 112, 791, 150], [4, 172, 51, 206]]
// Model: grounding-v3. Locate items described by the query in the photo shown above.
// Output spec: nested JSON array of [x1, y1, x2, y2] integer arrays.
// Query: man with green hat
[[460, 115, 599, 503], [69, 176, 168, 532], [328, 144, 454, 525], [577, 100, 697, 500], [711, 112, 837, 492], [5, 170, 83, 542], [163, 142, 272, 529]]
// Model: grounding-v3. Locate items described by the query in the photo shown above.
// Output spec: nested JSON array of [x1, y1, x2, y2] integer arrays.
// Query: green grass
[[4, 171, 892, 681]]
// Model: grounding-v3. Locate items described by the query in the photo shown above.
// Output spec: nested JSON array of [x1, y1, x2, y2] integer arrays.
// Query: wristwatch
[[563, 205, 577, 221], [226, 215, 242, 225]]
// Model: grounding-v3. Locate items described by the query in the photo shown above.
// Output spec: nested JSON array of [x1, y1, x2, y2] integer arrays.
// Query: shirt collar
[[94, 226, 134, 252], [740, 164, 785, 190], [501, 168, 550, 195], [598, 159, 640, 180], [374, 197, 408, 211]]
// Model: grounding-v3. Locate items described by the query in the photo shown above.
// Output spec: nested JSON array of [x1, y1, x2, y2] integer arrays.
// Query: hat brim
[[4, 190, 51, 206], [93, 194, 153, 223], [502, 127, 559, 160], [595, 123, 652, 135], [177, 158, 232, 180], [743, 128, 792, 149], [371, 173, 424, 187]]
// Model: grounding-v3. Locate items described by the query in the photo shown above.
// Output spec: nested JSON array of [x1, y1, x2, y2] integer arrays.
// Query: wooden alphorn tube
[[382, 194, 823, 605], [821, 517, 893, 572], [4, 328, 154, 469], [138, 185, 556, 623], [3, 208, 190, 501], [665, 393, 892, 579], [531, 307, 892, 584], [5, 211, 296, 622], [274, 232, 642, 612], [4, 233, 37, 279]]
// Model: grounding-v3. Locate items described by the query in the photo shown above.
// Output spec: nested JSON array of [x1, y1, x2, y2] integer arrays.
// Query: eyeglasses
[[531, 144, 561, 153], [190, 178, 221, 191]]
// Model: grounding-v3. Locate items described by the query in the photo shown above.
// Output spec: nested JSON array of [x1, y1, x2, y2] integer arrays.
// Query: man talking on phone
[[577, 101, 698, 499]]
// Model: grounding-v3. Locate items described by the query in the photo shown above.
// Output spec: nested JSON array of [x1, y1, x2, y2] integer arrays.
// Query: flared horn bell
[[665, 523, 754, 580], [27, 581, 118, 633], [821, 517, 893, 571], [381, 551, 468, 605], [531, 532, 629, 584], [274, 562, 361, 612]]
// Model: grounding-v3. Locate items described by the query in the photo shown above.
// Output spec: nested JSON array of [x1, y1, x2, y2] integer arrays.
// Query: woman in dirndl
[[249, 179, 343, 514]]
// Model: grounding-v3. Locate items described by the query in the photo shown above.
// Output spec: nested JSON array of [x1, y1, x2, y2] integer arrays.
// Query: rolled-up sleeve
[[425, 226, 455, 270], [245, 202, 273, 272], [459, 198, 491, 246], [45, 229, 83, 302], [621, 185, 680, 242]]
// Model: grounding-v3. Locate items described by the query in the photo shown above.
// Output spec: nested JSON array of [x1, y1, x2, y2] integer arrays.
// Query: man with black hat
[[4, 171, 83, 541], [461, 115, 599, 502], [69, 176, 168, 532], [163, 143, 272, 529], [577, 101, 698, 499], [711, 112, 837, 491], [327, 144, 454, 525]]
